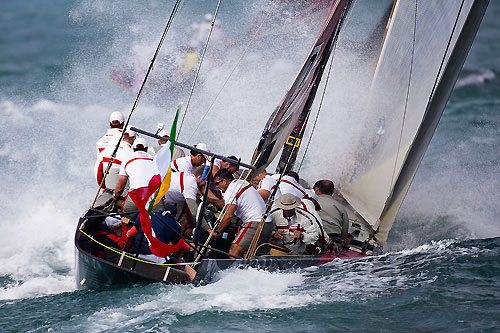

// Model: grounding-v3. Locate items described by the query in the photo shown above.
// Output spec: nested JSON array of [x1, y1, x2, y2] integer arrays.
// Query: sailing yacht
[[75, 0, 489, 289]]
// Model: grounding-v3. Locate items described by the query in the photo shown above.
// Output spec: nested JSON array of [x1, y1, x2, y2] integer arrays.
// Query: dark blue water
[[0, 0, 499, 331]]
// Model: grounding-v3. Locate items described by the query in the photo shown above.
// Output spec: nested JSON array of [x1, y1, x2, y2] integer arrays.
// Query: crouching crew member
[[272, 170, 306, 199], [313, 180, 349, 245], [94, 216, 134, 254], [171, 143, 209, 174], [213, 169, 272, 258], [271, 193, 329, 255], [127, 208, 196, 281], [162, 171, 203, 238]]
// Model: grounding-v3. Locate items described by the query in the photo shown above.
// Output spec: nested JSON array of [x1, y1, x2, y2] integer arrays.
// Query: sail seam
[[388, 0, 418, 191]]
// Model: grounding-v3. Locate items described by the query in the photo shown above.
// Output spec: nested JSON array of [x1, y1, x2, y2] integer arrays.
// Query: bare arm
[[207, 196, 225, 209], [185, 198, 198, 223], [216, 204, 237, 233], [258, 189, 271, 203], [113, 175, 128, 198]]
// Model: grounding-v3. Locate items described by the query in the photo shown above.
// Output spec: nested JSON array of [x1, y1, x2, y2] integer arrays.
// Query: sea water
[[0, 0, 499, 332]]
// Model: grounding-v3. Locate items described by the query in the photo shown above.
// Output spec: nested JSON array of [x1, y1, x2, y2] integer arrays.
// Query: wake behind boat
[[75, 0, 489, 289]]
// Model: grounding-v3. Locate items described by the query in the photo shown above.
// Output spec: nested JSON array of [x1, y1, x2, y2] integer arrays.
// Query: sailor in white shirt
[[253, 169, 282, 204], [148, 129, 186, 160], [272, 170, 306, 199], [171, 142, 209, 174], [96, 111, 125, 156], [113, 138, 153, 216], [213, 169, 272, 258], [271, 193, 328, 255], [93, 127, 136, 207], [210, 155, 239, 178], [162, 171, 201, 238]]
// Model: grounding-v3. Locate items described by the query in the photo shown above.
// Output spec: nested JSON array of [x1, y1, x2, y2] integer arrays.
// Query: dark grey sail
[[250, 0, 353, 176]]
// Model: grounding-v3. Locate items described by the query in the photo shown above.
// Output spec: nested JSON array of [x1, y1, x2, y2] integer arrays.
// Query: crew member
[[162, 171, 203, 238], [171, 143, 209, 174], [313, 180, 349, 241], [127, 208, 196, 281], [272, 170, 306, 198], [148, 129, 185, 160], [96, 111, 125, 156], [271, 193, 328, 255], [213, 169, 272, 258], [113, 138, 152, 218], [93, 127, 136, 207], [253, 169, 282, 204]]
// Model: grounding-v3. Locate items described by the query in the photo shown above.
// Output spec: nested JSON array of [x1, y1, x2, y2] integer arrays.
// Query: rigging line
[[90, 0, 182, 209], [178, 0, 223, 137], [193, 171, 247, 262], [388, 0, 418, 191], [389, 0, 464, 192], [246, 128, 308, 259], [186, 0, 278, 143], [297, 37, 336, 173]]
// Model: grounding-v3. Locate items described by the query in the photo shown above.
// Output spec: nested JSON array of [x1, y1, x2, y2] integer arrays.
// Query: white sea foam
[[455, 69, 495, 88]]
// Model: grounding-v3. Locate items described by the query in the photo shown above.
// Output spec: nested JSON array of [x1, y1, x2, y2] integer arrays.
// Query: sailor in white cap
[[148, 129, 186, 160], [113, 137, 153, 218], [270, 193, 328, 255], [93, 126, 136, 207], [170, 142, 209, 175], [96, 111, 125, 156]]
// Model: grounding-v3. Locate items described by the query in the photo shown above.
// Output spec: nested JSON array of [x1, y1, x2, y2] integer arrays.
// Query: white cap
[[195, 142, 210, 161], [158, 129, 169, 138], [124, 126, 137, 138], [204, 13, 214, 22], [133, 137, 148, 150], [105, 216, 121, 228], [109, 111, 125, 124]]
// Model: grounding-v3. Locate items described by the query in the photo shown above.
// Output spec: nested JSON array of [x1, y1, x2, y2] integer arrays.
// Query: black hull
[[193, 251, 365, 285], [75, 213, 190, 290], [75, 209, 367, 289]]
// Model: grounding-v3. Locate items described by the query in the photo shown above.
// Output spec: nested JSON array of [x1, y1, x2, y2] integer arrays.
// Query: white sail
[[333, 0, 488, 244]]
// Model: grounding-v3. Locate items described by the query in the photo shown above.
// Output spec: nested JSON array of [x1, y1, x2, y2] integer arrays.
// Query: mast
[[275, 19, 338, 174], [250, 0, 353, 176]]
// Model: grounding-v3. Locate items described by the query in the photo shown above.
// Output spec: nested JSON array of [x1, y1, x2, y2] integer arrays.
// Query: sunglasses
[[214, 180, 223, 186]]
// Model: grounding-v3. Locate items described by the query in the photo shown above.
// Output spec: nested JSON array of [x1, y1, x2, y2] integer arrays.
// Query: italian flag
[[127, 107, 185, 257]]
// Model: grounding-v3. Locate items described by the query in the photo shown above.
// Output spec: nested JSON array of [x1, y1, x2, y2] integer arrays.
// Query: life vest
[[96, 225, 133, 251]]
